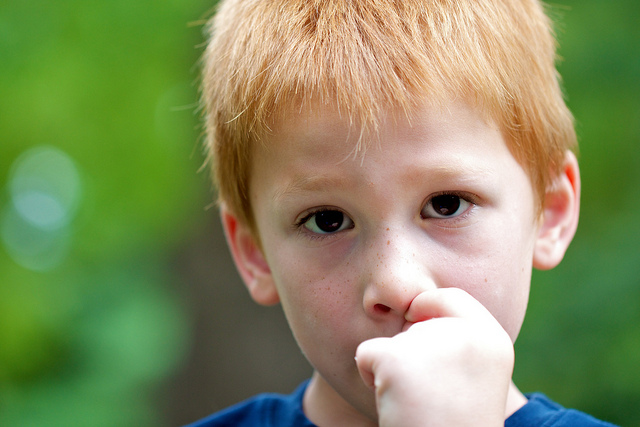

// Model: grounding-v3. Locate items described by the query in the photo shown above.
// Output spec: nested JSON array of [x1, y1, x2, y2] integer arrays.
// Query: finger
[[404, 287, 496, 324], [355, 337, 391, 390]]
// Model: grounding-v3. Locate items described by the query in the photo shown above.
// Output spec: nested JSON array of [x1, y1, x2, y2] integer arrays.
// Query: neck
[[505, 380, 528, 419], [303, 371, 376, 427], [303, 371, 528, 426]]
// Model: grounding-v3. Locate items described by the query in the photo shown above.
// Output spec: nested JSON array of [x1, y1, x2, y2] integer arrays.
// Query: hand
[[355, 288, 514, 427]]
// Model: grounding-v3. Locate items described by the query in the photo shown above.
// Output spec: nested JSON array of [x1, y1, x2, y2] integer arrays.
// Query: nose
[[362, 229, 435, 319]]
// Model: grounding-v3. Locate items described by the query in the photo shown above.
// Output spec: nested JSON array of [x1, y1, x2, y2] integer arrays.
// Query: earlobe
[[533, 150, 581, 270], [220, 206, 280, 306]]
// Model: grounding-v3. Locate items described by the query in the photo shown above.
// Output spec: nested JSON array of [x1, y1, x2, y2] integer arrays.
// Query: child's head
[[202, 0, 576, 234], [202, 1, 581, 422]]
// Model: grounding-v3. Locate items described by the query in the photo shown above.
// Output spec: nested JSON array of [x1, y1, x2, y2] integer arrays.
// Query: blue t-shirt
[[185, 381, 617, 427]]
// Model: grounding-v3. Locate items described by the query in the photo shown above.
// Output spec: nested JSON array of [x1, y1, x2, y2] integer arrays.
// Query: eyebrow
[[272, 174, 347, 203], [401, 164, 495, 186]]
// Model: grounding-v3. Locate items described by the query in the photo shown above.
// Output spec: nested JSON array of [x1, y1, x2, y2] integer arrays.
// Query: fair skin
[[222, 100, 581, 426]]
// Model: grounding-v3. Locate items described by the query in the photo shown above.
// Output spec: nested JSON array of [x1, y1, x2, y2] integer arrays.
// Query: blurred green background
[[0, 1, 638, 426]]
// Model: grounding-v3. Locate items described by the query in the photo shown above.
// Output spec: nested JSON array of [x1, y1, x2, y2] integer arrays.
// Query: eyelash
[[421, 190, 479, 222], [294, 207, 351, 239]]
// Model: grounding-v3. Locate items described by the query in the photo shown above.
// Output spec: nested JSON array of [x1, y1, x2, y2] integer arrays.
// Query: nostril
[[374, 303, 391, 314]]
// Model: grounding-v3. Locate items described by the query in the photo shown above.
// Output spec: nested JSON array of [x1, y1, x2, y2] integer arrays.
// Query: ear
[[533, 150, 581, 270], [220, 206, 280, 306]]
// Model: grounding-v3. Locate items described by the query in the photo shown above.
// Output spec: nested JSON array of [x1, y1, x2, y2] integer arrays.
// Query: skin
[[222, 100, 581, 426]]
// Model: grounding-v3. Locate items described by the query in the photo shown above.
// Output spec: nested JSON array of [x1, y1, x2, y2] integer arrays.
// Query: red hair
[[202, 0, 576, 232]]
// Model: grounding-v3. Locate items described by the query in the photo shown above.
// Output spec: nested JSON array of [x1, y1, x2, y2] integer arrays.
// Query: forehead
[[252, 101, 529, 199], [262, 100, 503, 164]]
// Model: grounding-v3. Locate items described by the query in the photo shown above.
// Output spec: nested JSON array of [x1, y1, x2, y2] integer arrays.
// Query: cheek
[[440, 224, 534, 340], [268, 236, 360, 310], [269, 252, 363, 348], [471, 253, 532, 341]]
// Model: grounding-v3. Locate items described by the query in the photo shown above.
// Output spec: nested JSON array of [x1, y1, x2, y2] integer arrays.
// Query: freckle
[[484, 278, 488, 283], [386, 228, 389, 231], [387, 240, 390, 245]]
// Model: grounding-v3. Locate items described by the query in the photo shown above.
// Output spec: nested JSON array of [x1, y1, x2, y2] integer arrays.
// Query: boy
[[189, 0, 617, 425]]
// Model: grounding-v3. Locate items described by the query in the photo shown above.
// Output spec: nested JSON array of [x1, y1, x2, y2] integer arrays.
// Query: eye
[[301, 209, 354, 234], [421, 194, 472, 219]]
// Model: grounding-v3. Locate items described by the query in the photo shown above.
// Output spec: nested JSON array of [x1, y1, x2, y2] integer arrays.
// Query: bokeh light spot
[[1, 146, 82, 271], [9, 145, 82, 230]]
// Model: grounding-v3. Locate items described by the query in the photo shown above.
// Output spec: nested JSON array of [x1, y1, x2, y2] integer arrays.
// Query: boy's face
[[241, 101, 542, 417]]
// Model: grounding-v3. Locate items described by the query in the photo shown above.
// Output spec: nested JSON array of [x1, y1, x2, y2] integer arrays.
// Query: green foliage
[[0, 0, 210, 425]]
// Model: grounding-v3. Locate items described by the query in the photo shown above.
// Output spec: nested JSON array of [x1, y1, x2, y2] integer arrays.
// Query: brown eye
[[432, 195, 460, 216], [303, 210, 354, 234], [421, 194, 471, 219]]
